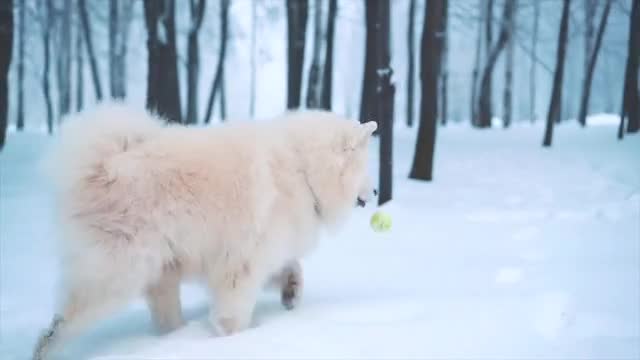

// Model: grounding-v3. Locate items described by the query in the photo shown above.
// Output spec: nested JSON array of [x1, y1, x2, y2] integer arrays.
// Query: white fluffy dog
[[32, 104, 377, 359]]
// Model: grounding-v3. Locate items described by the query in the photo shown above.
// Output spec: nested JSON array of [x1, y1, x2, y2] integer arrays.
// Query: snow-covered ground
[[1, 118, 639, 359]]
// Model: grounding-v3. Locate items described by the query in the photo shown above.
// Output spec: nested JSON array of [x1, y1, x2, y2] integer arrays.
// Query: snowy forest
[[0, 0, 639, 359]]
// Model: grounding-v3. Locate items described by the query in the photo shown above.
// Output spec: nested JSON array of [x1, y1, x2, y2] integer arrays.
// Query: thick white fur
[[33, 103, 376, 359]]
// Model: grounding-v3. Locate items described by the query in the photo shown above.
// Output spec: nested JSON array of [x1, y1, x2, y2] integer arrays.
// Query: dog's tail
[[41, 102, 163, 192]]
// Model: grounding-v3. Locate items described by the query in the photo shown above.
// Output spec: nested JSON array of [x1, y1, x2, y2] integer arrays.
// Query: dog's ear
[[344, 121, 377, 151]]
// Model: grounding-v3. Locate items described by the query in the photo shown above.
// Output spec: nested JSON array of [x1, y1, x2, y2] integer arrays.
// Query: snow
[[1, 119, 639, 360]]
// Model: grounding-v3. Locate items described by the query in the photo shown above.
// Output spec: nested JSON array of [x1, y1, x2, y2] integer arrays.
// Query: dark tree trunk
[[364, 0, 395, 205], [144, 0, 182, 123], [220, 70, 226, 120], [477, 0, 515, 129], [0, 0, 13, 150], [250, 0, 256, 117], [406, 0, 416, 126], [185, 0, 206, 125], [409, 0, 445, 182], [203, 0, 230, 124], [439, 0, 448, 126], [529, 0, 539, 123], [75, 11, 84, 113], [359, 1, 376, 125], [502, 0, 516, 128], [543, 0, 571, 147], [109, 0, 129, 99], [42, 0, 53, 134], [306, 0, 323, 109], [577, 0, 611, 127], [321, 0, 336, 110], [470, 3, 483, 126], [286, 0, 308, 109], [578, 0, 597, 126], [620, 0, 639, 136], [56, 0, 72, 119], [479, 0, 494, 127], [16, 0, 24, 131], [79, 0, 103, 101]]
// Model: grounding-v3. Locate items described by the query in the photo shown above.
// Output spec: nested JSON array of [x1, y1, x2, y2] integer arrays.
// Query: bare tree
[[109, 0, 133, 99], [79, 0, 103, 101], [543, 0, 571, 147], [365, 0, 395, 205], [56, 0, 72, 119], [440, 0, 449, 126], [502, 0, 516, 128], [360, 1, 377, 125], [321, 0, 336, 110], [185, 0, 206, 125], [578, 0, 598, 126], [529, 0, 539, 123], [286, 0, 308, 109], [144, 0, 182, 123], [41, 0, 54, 134], [476, 0, 515, 128], [306, 0, 323, 109], [619, 0, 639, 138], [470, 2, 484, 126], [0, 0, 12, 150], [203, 0, 230, 124], [75, 6, 84, 113], [409, 0, 445, 182], [250, 0, 256, 117], [406, 0, 416, 126], [16, 0, 24, 131], [577, 0, 612, 127]]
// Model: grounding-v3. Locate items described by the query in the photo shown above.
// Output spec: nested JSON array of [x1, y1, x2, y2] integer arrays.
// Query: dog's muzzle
[[356, 189, 378, 208]]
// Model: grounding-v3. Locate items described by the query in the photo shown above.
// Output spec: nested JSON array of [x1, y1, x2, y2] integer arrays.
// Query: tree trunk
[[109, 0, 119, 98], [502, 0, 516, 128], [16, 0, 24, 131], [577, 0, 612, 127], [56, 0, 72, 120], [543, 0, 571, 147], [529, 0, 539, 123], [620, 0, 639, 135], [42, 0, 54, 134], [480, 0, 494, 127], [406, 0, 416, 126], [144, 0, 182, 123], [321, 0, 336, 110], [439, 0, 448, 126], [364, 0, 395, 205], [79, 0, 103, 102], [185, 0, 206, 125], [0, 0, 12, 150], [470, 3, 484, 126], [578, 0, 597, 126], [250, 0, 256, 117], [359, 1, 377, 125], [75, 9, 84, 113], [220, 70, 226, 120], [409, 0, 445, 182], [476, 0, 515, 129], [109, 0, 130, 99], [286, 0, 308, 109], [203, 0, 230, 124], [306, 0, 323, 109]]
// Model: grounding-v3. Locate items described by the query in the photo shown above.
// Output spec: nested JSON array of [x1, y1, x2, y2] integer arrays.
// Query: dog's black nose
[[356, 197, 366, 207]]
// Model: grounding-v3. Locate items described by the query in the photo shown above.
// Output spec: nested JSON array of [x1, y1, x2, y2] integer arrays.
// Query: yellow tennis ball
[[370, 211, 392, 233]]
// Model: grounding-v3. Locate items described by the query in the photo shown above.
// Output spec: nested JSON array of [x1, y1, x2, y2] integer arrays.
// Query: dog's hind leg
[[280, 261, 303, 310], [31, 275, 144, 360], [145, 267, 185, 334]]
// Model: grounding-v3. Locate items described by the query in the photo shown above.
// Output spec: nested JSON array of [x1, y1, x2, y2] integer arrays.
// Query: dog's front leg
[[272, 260, 303, 310], [208, 264, 262, 336]]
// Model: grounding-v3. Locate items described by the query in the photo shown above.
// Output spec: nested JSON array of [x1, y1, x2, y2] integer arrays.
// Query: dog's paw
[[281, 275, 301, 310]]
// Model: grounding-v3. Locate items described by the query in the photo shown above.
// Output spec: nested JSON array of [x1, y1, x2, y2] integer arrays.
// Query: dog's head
[[290, 112, 377, 228]]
